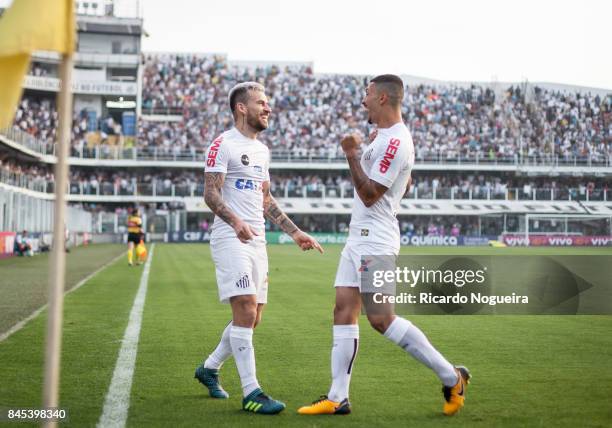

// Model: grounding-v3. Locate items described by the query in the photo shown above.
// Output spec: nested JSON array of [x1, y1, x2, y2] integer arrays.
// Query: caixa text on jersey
[[235, 179, 262, 191]]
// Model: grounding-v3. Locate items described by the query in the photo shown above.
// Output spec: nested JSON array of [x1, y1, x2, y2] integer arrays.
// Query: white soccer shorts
[[334, 241, 398, 289], [210, 236, 269, 304]]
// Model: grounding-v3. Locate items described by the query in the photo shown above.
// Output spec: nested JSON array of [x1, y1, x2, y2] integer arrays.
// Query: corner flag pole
[[42, 50, 73, 427]]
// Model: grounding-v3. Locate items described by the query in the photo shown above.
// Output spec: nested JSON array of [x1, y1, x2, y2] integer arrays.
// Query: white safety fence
[[0, 184, 91, 233]]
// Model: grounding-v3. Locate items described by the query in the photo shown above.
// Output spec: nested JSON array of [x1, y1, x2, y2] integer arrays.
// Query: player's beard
[[247, 111, 268, 132]]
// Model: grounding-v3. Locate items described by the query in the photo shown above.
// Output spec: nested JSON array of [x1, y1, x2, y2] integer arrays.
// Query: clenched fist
[[340, 133, 363, 157]]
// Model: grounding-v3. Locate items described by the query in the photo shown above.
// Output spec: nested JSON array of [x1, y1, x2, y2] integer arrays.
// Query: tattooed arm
[[204, 172, 258, 243], [262, 181, 323, 253], [262, 181, 298, 235], [341, 133, 389, 207]]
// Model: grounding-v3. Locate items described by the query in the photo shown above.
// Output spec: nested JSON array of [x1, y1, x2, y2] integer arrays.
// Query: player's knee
[[231, 297, 258, 326], [367, 314, 393, 334], [333, 302, 357, 324], [333, 302, 347, 318], [241, 304, 257, 322], [333, 303, 342, 318], [236, 310, 257, 327]]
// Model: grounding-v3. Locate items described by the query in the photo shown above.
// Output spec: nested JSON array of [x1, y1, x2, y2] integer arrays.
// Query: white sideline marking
[[97, 244, 155, 428], [0, 251, 125, 343]]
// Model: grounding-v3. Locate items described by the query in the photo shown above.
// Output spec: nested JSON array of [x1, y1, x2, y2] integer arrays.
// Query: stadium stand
[[7, 55, 611, 164], [0, 10, 609, 247]]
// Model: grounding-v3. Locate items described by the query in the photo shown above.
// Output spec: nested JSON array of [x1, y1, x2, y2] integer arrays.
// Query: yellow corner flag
[[0, 0, 75, 128]]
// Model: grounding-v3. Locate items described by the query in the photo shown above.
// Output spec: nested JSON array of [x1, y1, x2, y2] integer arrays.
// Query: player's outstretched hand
[[340, 132, 363, 156], [291, 230, 324, 253], [234, 220, 259, 243]]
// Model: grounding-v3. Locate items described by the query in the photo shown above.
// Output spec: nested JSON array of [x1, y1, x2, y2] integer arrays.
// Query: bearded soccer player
[[298, 75, 470, 416], [194, 82, 323, 415]]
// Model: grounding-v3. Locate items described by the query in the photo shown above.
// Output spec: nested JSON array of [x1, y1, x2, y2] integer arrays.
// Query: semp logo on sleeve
[[379, 138, 401, 173], [206, 136, 223, 167]]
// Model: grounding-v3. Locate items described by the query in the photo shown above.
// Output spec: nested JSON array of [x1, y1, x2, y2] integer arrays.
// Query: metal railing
[[69, 145, 203, 161], [0, 127, 55, 156], [2, 129, 611, 167], [271, 152, 612, 167], [0, 169, 52, 193], [67, 145, 612, 167], [5, 172, 608, 202], [141, 106, 184, 116]]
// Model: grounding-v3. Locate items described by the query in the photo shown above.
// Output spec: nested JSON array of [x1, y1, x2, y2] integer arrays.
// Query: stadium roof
[[77, 14, 142, 36]]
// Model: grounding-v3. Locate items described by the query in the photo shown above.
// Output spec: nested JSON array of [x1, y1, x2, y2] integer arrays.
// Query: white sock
[[229, 326, 261, 397], [204, 321, 232, 369], [328, 324, 359, 402], [384, 317, 458, 387]]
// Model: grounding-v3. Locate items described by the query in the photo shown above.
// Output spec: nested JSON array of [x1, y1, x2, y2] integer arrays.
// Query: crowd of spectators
[[400, 216, 478, 237], [269, 172, 609, 200], [139, 54, 611, 161], [2, 164, 604, 202], [10, 98, 122, 151], [11, 98, 58, 144], [0, 155, 52, 192], [67, 169, 198, 196], [4, 53, 610, 239], [8, 54, 609, 163], [1, 157, 608, 201]]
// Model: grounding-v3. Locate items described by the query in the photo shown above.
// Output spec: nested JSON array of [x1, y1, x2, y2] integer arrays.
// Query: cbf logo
[[359, 258, 371, 272], [236, 273, 250, 289]]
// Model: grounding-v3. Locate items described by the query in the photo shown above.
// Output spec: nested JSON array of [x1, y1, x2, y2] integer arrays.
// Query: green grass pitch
[[1, 244, 611, 427]]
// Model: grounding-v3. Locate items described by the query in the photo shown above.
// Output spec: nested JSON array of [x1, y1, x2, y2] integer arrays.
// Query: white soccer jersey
[[204, 127, 270, 240], [347, 122, 415, 250]]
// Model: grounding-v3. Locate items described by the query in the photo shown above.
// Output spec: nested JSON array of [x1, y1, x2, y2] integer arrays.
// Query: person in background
[[14, 230, 33, 256], [126, 208, 143, 266]]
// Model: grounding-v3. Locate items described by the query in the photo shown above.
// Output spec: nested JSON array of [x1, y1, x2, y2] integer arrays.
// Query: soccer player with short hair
[[298, 75, 470, 416], [194, 82, 323, 415]]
